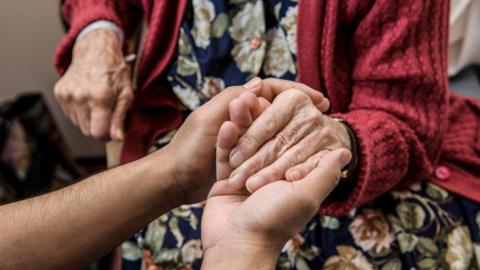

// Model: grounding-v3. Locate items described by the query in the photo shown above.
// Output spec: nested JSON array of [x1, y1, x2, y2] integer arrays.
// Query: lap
[[122, 181, 480, 270]]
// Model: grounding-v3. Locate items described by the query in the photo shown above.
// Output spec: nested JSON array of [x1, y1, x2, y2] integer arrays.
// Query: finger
[[237, 91, 263, 119], [285, 149, 332, 181], [207, 180, 250, 198], [216, 121, 239, 181], [258, 97, 271, 112], [244, 129, 325, 193], [66, 101, 79, 127], [292, 148, 351, 205], [110, 87, 133, 141], [251, 78, 329, 112], [90, 104, 113, 141], [229, 89, 310, 168], [229, 98, 253, 134], [242, 77, 262, 92], [74, 104, 91, 136]]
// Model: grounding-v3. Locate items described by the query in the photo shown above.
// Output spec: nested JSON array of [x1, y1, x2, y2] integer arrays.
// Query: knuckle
[[244, 161, 261, 176], [123, 89, 134, 101], [272, 134, 290, 153], [91, 87, 115, 105], [319, 125, 334, 138], [285, 88, 309, 101], [73, 91, 89, 104]]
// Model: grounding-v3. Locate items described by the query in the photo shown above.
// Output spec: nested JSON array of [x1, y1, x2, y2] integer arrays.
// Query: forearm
[[0, 148, 182, 270]]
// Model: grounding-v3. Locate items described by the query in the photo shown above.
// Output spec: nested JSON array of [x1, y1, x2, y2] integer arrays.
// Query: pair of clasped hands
[[165, 77, 353, 267]]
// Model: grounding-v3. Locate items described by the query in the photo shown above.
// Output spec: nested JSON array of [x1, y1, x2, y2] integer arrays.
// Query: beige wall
[[0, 0, 105, 158]]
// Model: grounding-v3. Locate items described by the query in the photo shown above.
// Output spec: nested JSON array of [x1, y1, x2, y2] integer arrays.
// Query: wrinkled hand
[[164, 78, 329, 204], [54, 29, 133, 141], [228, 89, 352, 192], [201, 113, 351, 259]]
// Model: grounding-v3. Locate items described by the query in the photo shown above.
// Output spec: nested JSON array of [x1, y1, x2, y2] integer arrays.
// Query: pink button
[[435, 166, 450, 181]]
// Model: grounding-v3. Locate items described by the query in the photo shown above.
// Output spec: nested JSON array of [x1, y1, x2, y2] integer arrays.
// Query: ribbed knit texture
[[54, 0, 480, 216]]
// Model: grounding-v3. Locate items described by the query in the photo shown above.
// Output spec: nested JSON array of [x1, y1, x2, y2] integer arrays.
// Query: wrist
[[140, 148, 185, 210], [202, 240, 280, 270], [72, 28, 124, 65], [332, 117, 359, 180]]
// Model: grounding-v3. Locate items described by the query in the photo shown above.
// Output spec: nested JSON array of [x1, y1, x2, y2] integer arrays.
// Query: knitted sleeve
[[320, 0, 450, 216], [53, 0, 143, 75]]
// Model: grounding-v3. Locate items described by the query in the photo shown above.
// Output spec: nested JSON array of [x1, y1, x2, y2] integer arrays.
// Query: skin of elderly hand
[[54, 29, 133, 141], [227, 89, 352, 193], [201, 110, 351, 267], [163, 78, 329, 204]]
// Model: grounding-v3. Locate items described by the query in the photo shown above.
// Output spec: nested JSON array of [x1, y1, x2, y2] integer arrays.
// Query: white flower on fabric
[[445, 226, 474, 270], [172, 84, 202, 110], [263, 27, 297, 77], [191, 0, 216, 49], [180, 240, 203, 264], [280, 6, 298, 55], [229, 0, 266, 74], [324, 246, 374, 270]]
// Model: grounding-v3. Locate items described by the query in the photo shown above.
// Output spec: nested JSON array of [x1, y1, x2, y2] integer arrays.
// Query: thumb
[[110, 87, 133, 141], [293, 148, 352, 206]]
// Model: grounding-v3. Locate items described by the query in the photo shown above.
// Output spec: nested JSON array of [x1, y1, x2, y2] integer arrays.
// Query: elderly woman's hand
[[201, 120, 351, 268], [228, 89, 352, 192], [54, 29, 133, 141]]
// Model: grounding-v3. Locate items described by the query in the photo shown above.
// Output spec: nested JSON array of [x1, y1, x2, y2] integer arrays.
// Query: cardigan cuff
[[76, 20, 124, 44], [319, 110, 411, 216], [53, 0, 124, 75]]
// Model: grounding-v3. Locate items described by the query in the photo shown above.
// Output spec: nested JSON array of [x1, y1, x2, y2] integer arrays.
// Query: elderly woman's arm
[[53, 0, 143, 140], [228, 0, 449, 216]]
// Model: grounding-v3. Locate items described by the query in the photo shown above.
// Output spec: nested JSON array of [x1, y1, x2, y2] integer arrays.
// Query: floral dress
[[121, 1, 480, 269]]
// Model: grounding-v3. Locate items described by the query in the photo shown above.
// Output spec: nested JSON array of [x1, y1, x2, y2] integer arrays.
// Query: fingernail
[[340, 150, 352, 167], [316, 99, 330, 111], [243, 77, 261, 90], [229, 151, 242, 168], [116, 128, 124, 140], [228, 174, 244, 189], [246, 176, 262, 193], [288, 171, 301, 181]]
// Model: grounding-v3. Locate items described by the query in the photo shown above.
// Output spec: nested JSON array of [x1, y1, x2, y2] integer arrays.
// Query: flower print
[[121, 241, 143, 261], [201, 77, 225, 98], [323, 246, 373, 270], [263, 27, 297, 77], [280, 6, 298, 55], [177, 29, 200, 77], [191, 0, 216, 49], [320, 216, 341, 230], [348, 209, 394, 253], [445, 226, 473, 270], [180, 240, 203, 265], [172, 84, 203, 110], [279, 233, 320, 270], [474, 244, 480, 269], [283, 233, 305, 253], [229, 0, 266, 74]]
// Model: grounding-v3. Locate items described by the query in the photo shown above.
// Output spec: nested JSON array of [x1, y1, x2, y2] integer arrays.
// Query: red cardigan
[[54, 0, 480, 216]]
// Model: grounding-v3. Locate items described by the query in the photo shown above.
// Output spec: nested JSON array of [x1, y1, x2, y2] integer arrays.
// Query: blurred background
[[0, 0, 104, 159]]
